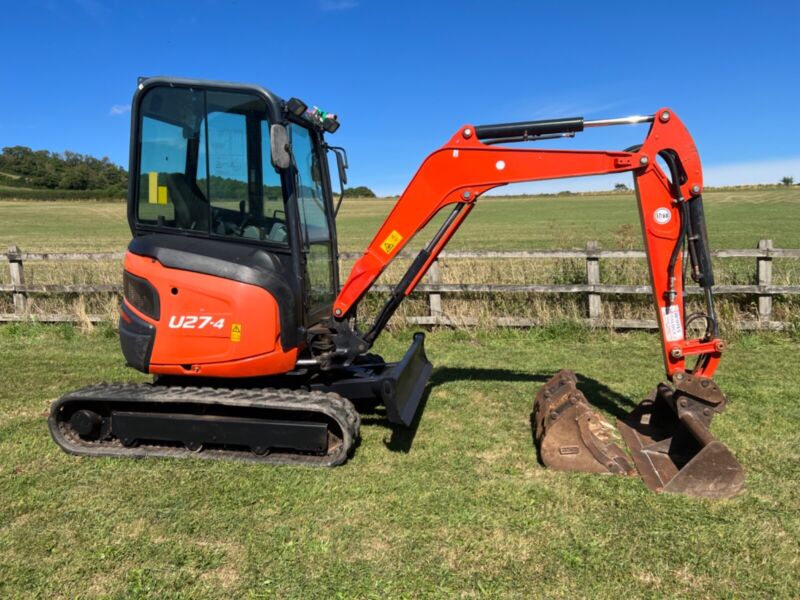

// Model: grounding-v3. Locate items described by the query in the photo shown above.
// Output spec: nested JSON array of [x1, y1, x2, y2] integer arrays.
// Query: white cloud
[[320, 0, 358, 10], [109, 104, 131, 116], [524, 99, 627, 121], [703, 156, 800, 187], [481, 156, 800, 196]]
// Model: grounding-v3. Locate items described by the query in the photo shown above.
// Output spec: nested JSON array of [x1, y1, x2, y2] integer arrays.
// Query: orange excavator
[[49, 77, 743, 498]]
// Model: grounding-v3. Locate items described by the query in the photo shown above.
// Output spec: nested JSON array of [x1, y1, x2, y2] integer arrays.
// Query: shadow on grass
[[354, 392, 429, 454], [357, 366, 639, 455], [573, 374, 639, 420]]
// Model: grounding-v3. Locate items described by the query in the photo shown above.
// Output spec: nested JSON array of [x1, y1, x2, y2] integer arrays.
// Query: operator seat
[[161, 173, 209, 232]]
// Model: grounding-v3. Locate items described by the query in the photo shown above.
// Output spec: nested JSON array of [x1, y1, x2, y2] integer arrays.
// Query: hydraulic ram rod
[[584, 115, 654, 127], [474, 114, 655, 141]]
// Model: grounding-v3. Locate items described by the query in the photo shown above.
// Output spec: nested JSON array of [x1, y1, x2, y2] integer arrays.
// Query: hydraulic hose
[[661, 151, 686, 305], [660, 151, 719, 350]]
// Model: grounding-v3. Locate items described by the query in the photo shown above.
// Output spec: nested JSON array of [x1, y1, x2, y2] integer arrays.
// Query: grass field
[[2, 187, 799, 327], [0, 324, 798, 598], [1, 187, 799, 253]]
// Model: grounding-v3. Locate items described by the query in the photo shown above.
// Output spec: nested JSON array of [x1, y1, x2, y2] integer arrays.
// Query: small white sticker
[[661, 305, 684, 342], [495, 160, 506, 171], [653, 207, 671, 225], [452, 149, 459, 158]]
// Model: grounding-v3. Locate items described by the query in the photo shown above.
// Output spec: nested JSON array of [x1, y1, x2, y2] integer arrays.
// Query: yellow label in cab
[[148, 172, 158, 204], [231, 323, 242, 342], [380, 230, 403, 254]]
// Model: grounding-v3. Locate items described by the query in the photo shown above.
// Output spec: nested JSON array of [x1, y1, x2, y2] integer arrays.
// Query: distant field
[[3, 188, 798, 326], [0, 200, 130, 252], [1, 187, 799, 253]]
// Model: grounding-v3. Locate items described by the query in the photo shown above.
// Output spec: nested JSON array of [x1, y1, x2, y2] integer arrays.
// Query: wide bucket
[[617, 373, 745, 499], [532, 370, 633, 475]]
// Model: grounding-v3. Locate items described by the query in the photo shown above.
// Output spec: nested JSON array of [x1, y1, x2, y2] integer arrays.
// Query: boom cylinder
[[474, 117, 584, 140], [363, 203, 467, 344]]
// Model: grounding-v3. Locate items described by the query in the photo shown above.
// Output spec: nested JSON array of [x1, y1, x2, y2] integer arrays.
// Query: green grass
[[1, 324, 798, 598], [338, 187, 800, 253], [0, 200, 131, 252], [1, 187, 799, 253]]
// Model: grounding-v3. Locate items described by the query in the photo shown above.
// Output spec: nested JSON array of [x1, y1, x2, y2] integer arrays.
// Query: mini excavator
[[49, 77, 744, 498]]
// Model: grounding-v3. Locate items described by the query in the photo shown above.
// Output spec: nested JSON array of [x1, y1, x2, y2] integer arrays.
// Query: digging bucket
[[532, 370, 634, 475], [617, 371, 744, 499]]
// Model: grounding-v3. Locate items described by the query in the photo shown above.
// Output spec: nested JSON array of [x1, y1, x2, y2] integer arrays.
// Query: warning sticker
[[380, 230, 403, 255], [230, 323, 242, 343], [661, 305, 683, 342]]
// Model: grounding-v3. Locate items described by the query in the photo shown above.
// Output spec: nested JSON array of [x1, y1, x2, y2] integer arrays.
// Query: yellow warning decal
[[157, 185, 168, 205], [380, 230, 403, 254], [148, 172, 158, 204], [230, 323, 242, 342]]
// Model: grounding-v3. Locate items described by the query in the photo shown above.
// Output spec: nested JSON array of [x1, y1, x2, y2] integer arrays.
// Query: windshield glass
[[136, 86, 287, 245], [291, 123, 335, 309]]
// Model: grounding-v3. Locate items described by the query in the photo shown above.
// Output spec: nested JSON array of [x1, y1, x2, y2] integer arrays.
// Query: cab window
[[291, 123, 335, 310], [136, 86, 288, 245]]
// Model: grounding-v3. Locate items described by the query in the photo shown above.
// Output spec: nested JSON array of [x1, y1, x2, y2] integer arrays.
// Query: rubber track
[[49, 383, 360, 467]]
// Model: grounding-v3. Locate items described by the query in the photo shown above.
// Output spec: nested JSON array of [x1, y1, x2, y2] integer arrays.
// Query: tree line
[[0, 146, 127, 194], [0, 145, 378, 199]]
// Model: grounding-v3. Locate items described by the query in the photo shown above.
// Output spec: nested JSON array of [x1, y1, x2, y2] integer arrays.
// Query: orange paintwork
[[123, 252, 298, 377], [334, 108, 722, 379], [124, 108, 722, 382]]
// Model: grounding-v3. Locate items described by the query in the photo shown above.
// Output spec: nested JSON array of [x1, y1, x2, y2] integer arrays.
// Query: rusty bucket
[[617, 371, 745, 499], [532, 370, 633, 475], [533, 369, 744, 499]]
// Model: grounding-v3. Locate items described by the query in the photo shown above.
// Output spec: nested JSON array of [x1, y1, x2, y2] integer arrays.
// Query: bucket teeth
[[532, 370, 634, 475]]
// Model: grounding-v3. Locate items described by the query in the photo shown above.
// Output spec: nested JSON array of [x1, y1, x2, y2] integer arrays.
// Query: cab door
[[289, 123, 337, 324]]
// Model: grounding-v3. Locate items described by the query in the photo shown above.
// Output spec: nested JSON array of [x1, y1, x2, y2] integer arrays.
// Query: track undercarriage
[[50, 384, 360, 466], [49, 332, 431, 467]]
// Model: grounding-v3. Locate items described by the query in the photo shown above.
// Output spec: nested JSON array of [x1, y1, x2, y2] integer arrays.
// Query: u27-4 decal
[[168, 315, 226, 330]]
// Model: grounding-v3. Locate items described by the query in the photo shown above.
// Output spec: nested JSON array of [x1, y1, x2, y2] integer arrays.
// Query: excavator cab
[[118, 77, 431, 415], [129, 80, 338, 327]]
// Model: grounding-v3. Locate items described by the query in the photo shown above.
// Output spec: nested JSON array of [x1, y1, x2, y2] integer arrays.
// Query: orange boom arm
[[334, 109, 723, 380]]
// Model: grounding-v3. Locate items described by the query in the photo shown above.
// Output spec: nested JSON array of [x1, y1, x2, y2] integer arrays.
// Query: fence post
[[8, 245, 26, 316], [757, 239, 773, 322], [427, 258, 443, 320], [586, 240, 601, 323]]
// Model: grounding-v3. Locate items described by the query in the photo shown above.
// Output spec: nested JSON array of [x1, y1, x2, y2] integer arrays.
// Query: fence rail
[[2, 240, 798, 329]]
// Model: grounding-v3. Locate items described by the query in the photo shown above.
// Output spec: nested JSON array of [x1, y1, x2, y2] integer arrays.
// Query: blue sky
[[1, 0, 798, 195]]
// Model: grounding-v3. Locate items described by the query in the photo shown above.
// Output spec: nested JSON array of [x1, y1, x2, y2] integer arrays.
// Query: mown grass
[[0, 324, 798, 598]]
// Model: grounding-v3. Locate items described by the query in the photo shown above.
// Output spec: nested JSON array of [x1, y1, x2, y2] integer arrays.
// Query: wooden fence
[[2, 240, 799, 330]]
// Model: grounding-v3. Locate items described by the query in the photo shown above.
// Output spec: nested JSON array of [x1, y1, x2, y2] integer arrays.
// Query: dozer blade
[[532, 370, 633, 475], [617, 372, 744, 499], [381, 332, 433, 426]]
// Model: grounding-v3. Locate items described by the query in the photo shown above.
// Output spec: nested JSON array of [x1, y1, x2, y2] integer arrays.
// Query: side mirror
[[328, 145, 349, 217], [270, 124, 291, 170], [334, 149, 348, 185]]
